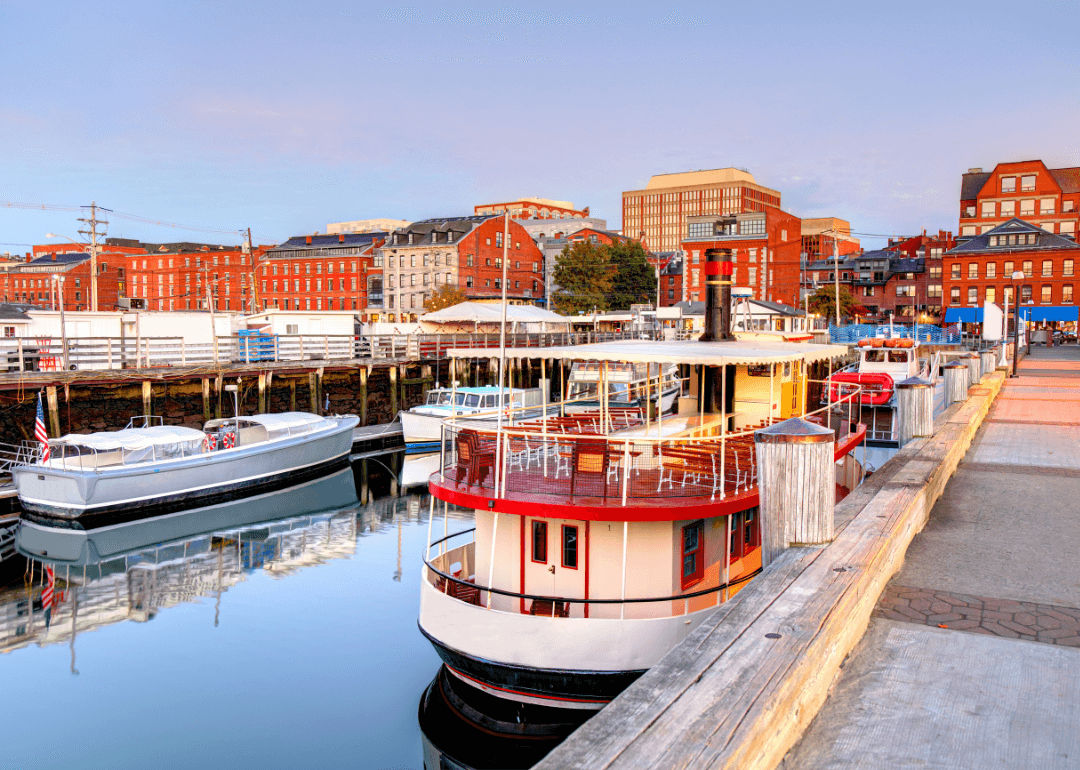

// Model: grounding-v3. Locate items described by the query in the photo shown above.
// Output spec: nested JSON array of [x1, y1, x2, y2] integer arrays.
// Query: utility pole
[[205, 269, 219, 365], [77, 202, 110, 312], [245, 227, 259, 313], [54, 275, 69, 370], [831, 229, 841, 327]]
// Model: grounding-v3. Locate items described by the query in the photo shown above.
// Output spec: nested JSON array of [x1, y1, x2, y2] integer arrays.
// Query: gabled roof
[[947, 217, 1080, 254], [22, 252, 90, 269]]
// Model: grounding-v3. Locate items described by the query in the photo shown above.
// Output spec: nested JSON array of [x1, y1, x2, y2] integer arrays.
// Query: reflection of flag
[[42, 565, 55, 629], [35, 392, 50, 462]]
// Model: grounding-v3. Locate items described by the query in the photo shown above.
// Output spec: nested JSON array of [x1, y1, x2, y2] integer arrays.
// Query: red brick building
[[563, 227, 631, 247], [0, 241, 146, 310], [378, 215, 544, 322], [800, 217, 861, 261], [943, 218, 1079, 324], [959, 161, 1080, 240], [258, 232, 384, 316], [680, 209, 802, 305], [124, 244, 262, 312]]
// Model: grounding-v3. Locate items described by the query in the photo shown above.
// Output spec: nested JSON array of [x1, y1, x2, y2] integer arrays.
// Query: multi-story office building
[[123, 244, 259, 312], [622, 168, 782, 253], [377, 215, 544, 322], [326, 218, 410, 235], [959, 161, 1080, 239]]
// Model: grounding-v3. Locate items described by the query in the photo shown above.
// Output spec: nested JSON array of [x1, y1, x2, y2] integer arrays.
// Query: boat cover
[[232, 412, 328, 439], [57, 425, 206, 462]]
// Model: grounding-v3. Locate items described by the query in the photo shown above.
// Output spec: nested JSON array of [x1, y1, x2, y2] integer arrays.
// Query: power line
[[0, 200, 244, 238]]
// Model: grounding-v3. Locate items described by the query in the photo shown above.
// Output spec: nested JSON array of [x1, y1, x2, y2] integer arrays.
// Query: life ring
[[222, 431, 236, 449], [202, 434, 217, 452], [899, 338, 914, 348], [869, 338, 885, 348], [857, 339, 872, 347], [829, 371, 895, 406]]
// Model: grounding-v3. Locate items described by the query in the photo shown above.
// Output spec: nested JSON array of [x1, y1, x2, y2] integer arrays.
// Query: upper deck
[[430, 339, 865, 521]]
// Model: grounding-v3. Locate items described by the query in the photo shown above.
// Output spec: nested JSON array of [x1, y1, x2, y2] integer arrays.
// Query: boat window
[[426, 392, 441, 405], [681, 520, 705, 588], [464, 394, 480, 407], [887, 351, 908, 363], [531, 521, 548, 563], [561, 525, 578, 569], [436, 391, 452, 405], [743, 508, 757, 555], [452, 393, 468, 406], [609, 383, 630, 401], [482, 395, 497, 408], [864, 350, 886, 363], [729, 513, 742, 564]]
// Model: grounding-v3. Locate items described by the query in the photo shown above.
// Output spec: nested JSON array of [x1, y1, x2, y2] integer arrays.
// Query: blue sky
[[1, 1, 1077, 251]]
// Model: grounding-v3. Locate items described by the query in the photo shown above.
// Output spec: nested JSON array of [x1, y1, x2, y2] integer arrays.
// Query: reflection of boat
[[420, 335, 864, 710], [565, 361, 681, 414], [401, 453, 442, 489], [400, 387, 546, 450], [14, 412, 359, 525], [17, 466, 359, 564], [418, 666, 588, 770]]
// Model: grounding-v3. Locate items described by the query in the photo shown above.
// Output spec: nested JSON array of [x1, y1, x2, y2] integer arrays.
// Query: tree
[[608, 240, 656, 310], [807, 284, 858, 322], [552, 241, 614, 315], [423, 283, 467, 313]]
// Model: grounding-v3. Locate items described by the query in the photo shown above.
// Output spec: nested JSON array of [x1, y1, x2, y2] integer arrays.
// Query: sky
[[1, 0, 1077, 252]]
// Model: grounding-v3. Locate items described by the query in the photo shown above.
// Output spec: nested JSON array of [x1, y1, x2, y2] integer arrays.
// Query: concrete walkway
[[785, 346, 1080, 769]]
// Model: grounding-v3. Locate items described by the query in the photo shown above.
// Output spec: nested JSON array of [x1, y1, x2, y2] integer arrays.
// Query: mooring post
[[308, 371, 319, 413], [214, 375, 223, 419], [141, 380, 152, 417], [45, 385, 61, 438], [980, 349, 997, 379], [202, 378, 211, 420], [399, 364, 407, 411], [754, 417, 835, 567], [258, 373, 267, 413], [390, 365, 399, 417], [896, 376, 934, 445], [359, 366, 369, 426], [943, 361, 969, 405], [963, 352, 981, 385], [289, 379, 297, 411]]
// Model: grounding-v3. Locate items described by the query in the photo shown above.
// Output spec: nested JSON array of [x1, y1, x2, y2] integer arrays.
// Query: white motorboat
[[13, 412, 359, 525], [399, 386, 546, 451], [565, 361, 681, 415]]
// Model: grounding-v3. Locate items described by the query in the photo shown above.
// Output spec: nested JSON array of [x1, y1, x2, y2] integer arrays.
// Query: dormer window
[[1001, 177, 1016, 193], [1021, 175, 1036, 192]]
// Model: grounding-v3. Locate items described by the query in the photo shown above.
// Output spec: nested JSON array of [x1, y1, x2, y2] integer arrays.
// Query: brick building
[[124, 244, 260, 312], [0, 240, 149, 311], [378, 215, 544, 322], [959, 161, 1080, 240], [800, 217, 861, 261], [943, 218, 1079, 325], [474, 198, 589, 220], [680, 208, 802, 305], [258, 232, 385, 318], [622, 168, 782, 254]]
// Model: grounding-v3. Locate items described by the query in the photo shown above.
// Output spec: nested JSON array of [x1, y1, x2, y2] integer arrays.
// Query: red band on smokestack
[[704, 262, 734, 276]]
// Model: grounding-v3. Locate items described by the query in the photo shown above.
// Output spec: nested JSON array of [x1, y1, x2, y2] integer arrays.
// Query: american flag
[[35, 391, 50, 462], [42, 565, 55, 629]]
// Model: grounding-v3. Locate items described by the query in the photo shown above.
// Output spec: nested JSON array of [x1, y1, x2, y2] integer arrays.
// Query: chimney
[[967, 167, 983, 174], [52, 253, 57, 261], [338, 234, 345, 243], [306, 235, 313, 245]]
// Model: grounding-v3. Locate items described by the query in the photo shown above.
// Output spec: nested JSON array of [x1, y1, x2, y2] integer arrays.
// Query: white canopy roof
[[420, 302, 571, 325], [57, 425, 206, 451], [205, 411, 328, 438], [447, 339, 849, 366]]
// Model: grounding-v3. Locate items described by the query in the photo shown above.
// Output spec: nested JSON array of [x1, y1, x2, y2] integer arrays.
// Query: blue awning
[[1018, 306, 1079, 322], [944, 307, 983, 323]]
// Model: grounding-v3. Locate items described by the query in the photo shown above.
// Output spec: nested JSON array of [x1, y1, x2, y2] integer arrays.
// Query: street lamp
[[1010, 270, 1024, 377]]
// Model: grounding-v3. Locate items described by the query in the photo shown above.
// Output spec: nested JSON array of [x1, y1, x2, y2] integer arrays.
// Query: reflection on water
[[0, 452, 581, 769]]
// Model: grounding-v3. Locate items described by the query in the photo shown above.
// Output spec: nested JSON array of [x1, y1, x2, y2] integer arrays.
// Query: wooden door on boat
[[521, 516, 586, 618]]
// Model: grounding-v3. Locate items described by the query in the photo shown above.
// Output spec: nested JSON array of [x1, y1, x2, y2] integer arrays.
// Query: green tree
[[808, 284, 858, 322], [608, 240, 656, 310], [423, 283, 467, 312], [552, 241, 614, 315]]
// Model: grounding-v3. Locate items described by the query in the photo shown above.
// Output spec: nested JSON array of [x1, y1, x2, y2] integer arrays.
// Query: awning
[[1018, 306, 1079, 323], [944, 307, 983, 323]]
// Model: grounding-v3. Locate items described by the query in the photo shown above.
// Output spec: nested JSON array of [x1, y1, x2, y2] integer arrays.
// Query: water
[[0, 454, 482, 769]]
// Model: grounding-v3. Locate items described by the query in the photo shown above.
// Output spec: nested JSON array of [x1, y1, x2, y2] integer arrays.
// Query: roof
[[947, 218, 1080, 254], [447, 339, 848, 366], [0, 303, 31, 321], [25, 252, 90, 267], [747, 298, 802, 316], [270, 232, 383, 251], [888, 258, 924, 274], [960, 170, 993, 201], [420, 301, 570, 324], [1050, 167, 1080, 194], [642, 168, 758, 190]]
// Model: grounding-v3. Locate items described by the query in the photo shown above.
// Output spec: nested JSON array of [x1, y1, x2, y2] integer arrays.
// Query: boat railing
[[423, 528, 762, 620], [435, 380, 863, 506], [124, 415, 165, 429]]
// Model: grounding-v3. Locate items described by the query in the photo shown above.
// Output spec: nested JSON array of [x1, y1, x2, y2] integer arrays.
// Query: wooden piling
[[896, 376, 934, 445], [258, 373, 267, 413], [359, 366, 369, 426], [214, 375, 223, 419], [390, 365, 399, 417], [202, 378, 211, 420], [943, 361, 969, 405], [289, 379, 296, 411], [45, 385, 60, 438], [308, 371, 319, 413], [141, 380, 152, 416], [963, 352, 981, 385], [755, 417, 835, 566], [980, 350, 997, 379]]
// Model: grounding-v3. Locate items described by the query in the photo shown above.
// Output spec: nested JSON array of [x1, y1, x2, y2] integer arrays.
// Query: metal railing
[[436, 380, 862, 507], [424, 528, 762, 620]]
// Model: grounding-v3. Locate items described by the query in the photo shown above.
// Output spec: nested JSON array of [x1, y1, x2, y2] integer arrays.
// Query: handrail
[[424, 528, 762, 605]]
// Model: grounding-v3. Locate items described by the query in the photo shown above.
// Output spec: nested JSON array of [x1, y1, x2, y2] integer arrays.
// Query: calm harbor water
[[0, 453, 503, 769]]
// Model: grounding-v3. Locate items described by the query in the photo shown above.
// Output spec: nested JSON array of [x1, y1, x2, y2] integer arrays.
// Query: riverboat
[[418, 337, 866, 710], [13, 411, 358, 525], [399, 386, 545, 451]]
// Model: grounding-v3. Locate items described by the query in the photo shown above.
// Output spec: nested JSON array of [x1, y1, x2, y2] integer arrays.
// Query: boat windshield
[[453, 393, 481, 407]]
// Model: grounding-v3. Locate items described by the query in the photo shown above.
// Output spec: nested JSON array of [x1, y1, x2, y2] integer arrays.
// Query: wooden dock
[[539, 368, 1007, 769]]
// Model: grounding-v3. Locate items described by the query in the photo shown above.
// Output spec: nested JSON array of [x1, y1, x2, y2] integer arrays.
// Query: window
[[1001, 177, 1016, 193], [1064, 285, 1073, 303], [928, 284, 942, 298], [950, 264, 961, 279], [967, 263, 978, 279], [1004, 260, 1014, 276], [1021, 175, 1036, 192], [863, 286, 874, 297], [967, 287, 977, 305], [1022, 261, 1033, 277], [743, 509, 756, 554], [531, 521, 547, 563], [495, 232, 503, 248], [950, 287, 961, 303], [1020, 200, 1035, 216], [896, 285, 915, 297], [986, 263, 996, 279], [1000, 200, 1015, 217], [1042, 260, 1053, 277], [1021, 285, 1032, 303], [985, 287, 996, 304], [1041, 199, 1056, 215], [1065, 259, 1074, 277], [981, 201, 995, 217], [1041, 285, 1052, 304], [929, 265, 942, 279], [561, 526, 578, 569], [681, 520, 704, 588]]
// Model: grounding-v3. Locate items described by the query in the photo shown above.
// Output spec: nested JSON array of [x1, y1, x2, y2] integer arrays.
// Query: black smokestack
[[702, 247, 735, 341]]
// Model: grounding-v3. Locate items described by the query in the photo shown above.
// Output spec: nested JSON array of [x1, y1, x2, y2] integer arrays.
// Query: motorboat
[[13, 411, 359, 525], [418, 337, 867, 710], [828, 338, 926, 407], [565, 361, 681, 415], [399, 386, 546, 451]]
